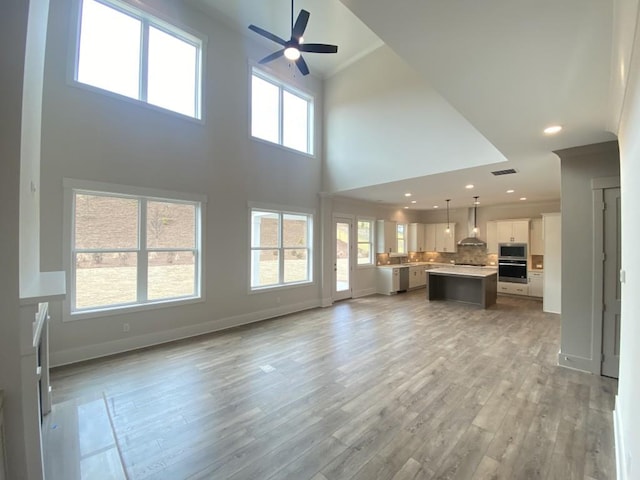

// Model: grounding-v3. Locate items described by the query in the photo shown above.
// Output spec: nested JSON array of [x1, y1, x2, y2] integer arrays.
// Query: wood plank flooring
[[43, 292, 617, 480]]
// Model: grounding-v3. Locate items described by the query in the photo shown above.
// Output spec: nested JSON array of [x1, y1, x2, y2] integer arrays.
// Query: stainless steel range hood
[[458, 207, 486, 247]]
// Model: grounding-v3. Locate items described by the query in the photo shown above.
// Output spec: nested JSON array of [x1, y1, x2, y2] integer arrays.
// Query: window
[[75, 0, 202, 118], [67, 182, 204, 316], [251, 68, 314, 155], [397, 223, 407, 254], [250, 208, 313, 289], [357, 219, 374, 265]]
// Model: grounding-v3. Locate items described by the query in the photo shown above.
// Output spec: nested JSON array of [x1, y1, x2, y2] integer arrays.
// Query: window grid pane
[[77, 0, 141, 99], [284, 248, 309, 283], [251, 249, 280, 287], [147, 26, 197, 117], [251, 75, 279, 144], [75, 251, 138, 310], [75, 194, 139, 249], [147, 201, 196, 249], [251, 211, 280, 248], [148, 251, 195, 300], [282, 90, 309, 153]]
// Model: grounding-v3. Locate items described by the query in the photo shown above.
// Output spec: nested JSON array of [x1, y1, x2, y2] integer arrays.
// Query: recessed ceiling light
[[520, 197, 527, 201], [411, 200, 417, 204], [404, 206, 409, 209], [506, 189, 514, 193], [404, 193, 412, 197], [433, 205, 439, 209], [544, 125, 562, 135], [465, 184, 474, 189]]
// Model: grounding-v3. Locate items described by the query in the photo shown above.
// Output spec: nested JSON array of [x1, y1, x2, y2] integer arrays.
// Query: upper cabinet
[[376, 220, 397, 253], [424, 223, 436, 252], [408, 223, 426, 252], [497, 220, 530, 243], [486, 221, 498, 254], [435, 223, 457, 253], [530, 218, 544, 255]]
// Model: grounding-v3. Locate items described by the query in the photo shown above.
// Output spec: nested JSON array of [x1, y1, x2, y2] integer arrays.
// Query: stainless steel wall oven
[[498, 259, 528, 283]]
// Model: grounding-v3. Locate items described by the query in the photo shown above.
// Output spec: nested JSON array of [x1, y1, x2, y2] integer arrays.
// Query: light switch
[[620, 269, 626, 283]]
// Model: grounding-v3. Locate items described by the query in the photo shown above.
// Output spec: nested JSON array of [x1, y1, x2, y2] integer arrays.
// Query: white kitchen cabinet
[[376, 267, 400, 294], [498, 282, 529, 296], [408, 223, 426, 252], [409, 265, 426, 289], [497, 220, 530, 244], [486, 221, 498, 254], [435, 223, 456, 253], [424, 223, 437, 252], [376, 220, 397, 253], [530, 218, 544, 255], [528, 271, 543, 297]]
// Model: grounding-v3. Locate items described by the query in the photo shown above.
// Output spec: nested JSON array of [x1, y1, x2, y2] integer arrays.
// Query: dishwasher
[[398, 267, 409, 292]]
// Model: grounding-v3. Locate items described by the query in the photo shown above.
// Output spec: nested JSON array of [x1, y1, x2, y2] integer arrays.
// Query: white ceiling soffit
[[190, 0, 384, 78], [337, 151, 561, 209]]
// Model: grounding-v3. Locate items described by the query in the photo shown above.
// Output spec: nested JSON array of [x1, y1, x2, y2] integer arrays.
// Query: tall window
[[75, 0, 203, 119], [67, 182, 204, 316], [397, 223, 407, 254], [357, 219, 374, 265], [251, 69, 314, 155], [250, 209, 313, 289]]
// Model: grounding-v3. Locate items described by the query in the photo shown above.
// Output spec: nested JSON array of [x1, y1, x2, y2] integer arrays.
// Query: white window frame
[[62, 178, 207, 321], [72, 0, 204, 120], [397, 223, 407, 254], [356, 218, 375, 267], [250, 67, 315, 156], [249, 203, 314, 291]]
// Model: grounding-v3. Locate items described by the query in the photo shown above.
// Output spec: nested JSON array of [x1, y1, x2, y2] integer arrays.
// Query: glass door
[[334, 217, 353, 301]]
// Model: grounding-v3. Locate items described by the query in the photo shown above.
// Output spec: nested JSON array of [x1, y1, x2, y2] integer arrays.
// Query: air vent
[[491, 168, 518, 176]]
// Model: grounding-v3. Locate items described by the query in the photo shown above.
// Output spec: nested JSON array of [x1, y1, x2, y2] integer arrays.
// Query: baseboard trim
[[51, 299, 321, 367], [557, 352, 594, 373], [353, 288, 376, 298], [614, 396, 627, 480]]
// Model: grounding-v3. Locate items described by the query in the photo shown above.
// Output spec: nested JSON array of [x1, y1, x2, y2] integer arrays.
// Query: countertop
[[427, 266, 499, 278]]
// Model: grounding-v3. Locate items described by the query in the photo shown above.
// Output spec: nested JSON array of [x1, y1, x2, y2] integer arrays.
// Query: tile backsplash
[[377, 246, 498, 266]]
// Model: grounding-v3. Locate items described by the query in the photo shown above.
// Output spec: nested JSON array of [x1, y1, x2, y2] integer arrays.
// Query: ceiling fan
[[248, 0, 338, 76]]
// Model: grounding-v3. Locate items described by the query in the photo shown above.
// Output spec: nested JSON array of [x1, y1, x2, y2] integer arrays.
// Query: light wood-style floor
[[43, 291, 617, 480]]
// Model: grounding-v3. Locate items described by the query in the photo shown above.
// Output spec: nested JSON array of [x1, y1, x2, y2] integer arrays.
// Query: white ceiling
[[189, 0, 618, 210]]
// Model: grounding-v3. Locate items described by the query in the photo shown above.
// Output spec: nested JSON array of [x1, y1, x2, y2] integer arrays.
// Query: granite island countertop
[[427, 266, 498, 278]]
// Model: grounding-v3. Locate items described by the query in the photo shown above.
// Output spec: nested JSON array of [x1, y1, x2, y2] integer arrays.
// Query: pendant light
[[472, 196, 479, 234], [445, 199, 451, 233]]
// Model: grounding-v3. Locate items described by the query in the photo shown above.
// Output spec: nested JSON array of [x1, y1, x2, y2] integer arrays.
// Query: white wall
[[40, 0, 325, 365], [615, 2, 640, 478], [554, 142, 619, 373], [1, 0, 43, 477], [323, 45, 508, 194]]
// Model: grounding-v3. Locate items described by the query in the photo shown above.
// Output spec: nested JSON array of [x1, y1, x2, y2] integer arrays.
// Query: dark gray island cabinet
[[427, 266, 498, 308]]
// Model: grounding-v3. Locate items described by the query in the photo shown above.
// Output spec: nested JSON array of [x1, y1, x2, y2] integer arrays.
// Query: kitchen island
[[427, 266, 498, 308]]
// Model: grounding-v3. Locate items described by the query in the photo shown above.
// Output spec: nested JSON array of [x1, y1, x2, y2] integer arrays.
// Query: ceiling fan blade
[[248, 24, 287, 46], [259, 49, 285, 64], [292, 9, 310, 40], [295, 55, 310, 76], [299, 43, 338, 54]]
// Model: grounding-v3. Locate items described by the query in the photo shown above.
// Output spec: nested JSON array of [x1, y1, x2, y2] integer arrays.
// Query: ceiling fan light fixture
[[284, 47, 301, 60]]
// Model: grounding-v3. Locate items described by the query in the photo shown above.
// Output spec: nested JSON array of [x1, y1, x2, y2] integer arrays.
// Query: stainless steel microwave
[[498, 243, 527, 259]]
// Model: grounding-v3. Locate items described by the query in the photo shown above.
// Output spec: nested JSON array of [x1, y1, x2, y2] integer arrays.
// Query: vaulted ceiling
[[190, 0, 618, 209]]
